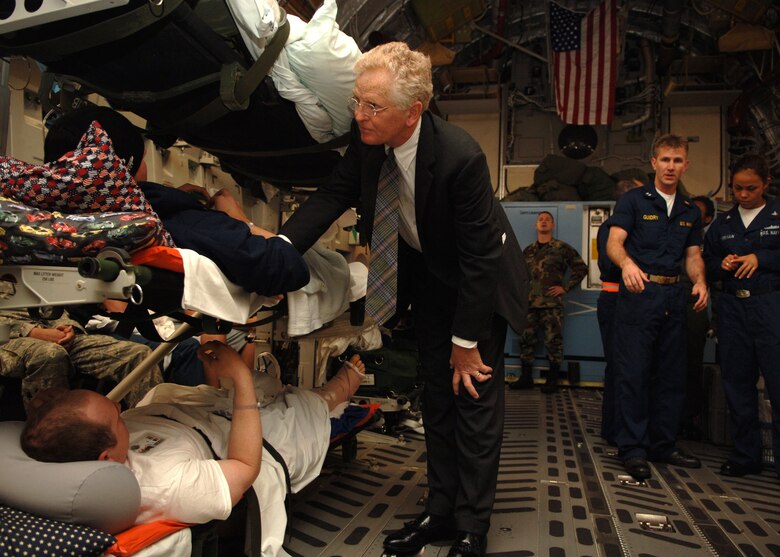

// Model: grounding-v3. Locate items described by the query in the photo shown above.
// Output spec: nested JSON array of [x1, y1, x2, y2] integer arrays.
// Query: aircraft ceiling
[[316, 0, 780, 186]]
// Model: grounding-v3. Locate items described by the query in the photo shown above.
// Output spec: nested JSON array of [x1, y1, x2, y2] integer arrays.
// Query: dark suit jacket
[[280, 112, 528, 340]]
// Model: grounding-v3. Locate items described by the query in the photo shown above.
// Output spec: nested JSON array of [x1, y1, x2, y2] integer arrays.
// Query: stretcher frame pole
[[106, 316, 198, 403]]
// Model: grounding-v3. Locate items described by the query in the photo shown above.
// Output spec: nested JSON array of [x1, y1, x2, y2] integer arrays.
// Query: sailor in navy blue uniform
[[703, 154, 780, 478], [597, 179, 643, 445], [597, 217, 620, 444], [606, 134, 708, 481]]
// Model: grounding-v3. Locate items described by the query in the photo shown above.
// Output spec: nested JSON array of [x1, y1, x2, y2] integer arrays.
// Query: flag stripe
[[551, 0, 617, 125]]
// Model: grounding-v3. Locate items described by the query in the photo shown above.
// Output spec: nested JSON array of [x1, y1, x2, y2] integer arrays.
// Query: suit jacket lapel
[[414, 113, 435, 246]]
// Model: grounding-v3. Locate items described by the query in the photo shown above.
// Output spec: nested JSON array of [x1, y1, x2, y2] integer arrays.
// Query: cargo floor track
[[284, 388, 780, 557]]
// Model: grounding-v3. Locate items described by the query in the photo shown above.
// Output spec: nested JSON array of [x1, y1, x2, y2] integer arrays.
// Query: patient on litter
[[41, 105, 309, 297], [21, 341, 366, 557]]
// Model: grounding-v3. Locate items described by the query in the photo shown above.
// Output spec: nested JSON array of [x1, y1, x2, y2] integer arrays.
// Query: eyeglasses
[[347, 96, 389, 118]]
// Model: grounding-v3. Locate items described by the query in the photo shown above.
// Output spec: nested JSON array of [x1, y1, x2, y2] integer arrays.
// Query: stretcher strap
[[262, 440, 291, 496], [170, 15, 291, 135], [47, 70, 222, 105], [195, 132, 351, 158], [105, 520, 192, 557], [18, 0, 187, 62]]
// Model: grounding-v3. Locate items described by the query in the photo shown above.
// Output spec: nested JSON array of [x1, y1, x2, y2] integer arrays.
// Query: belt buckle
[[735, 289, 750, 299]]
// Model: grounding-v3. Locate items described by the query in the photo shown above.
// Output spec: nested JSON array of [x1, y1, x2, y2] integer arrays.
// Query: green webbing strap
[[193, 132, 351, 158], [262, 438, 291, 551], [244, 487, 262, 557], [169, 15, 291, 134], [6, 0, 186, 62], [262, 439, 291, 496], [47, 71, 222, 105]]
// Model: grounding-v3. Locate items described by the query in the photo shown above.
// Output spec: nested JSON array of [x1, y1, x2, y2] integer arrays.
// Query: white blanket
[[285, 244, 351, 336], [178, 248, 277, 323]]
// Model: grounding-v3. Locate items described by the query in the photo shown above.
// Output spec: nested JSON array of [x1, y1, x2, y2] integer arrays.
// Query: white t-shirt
[[739, 204, 764, 228], [125, 385, 331, 557], [124, 405, 233, 525], [656, 188, 676, 216]]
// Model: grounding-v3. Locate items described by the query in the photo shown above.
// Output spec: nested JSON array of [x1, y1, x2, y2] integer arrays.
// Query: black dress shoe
[[654, 449, 701, 468], [679, 422, 704, 441], [447, 532, 486, 557], [720, 460, 763, 477], [624, 457, 651, 480], [540, 377, 559, 394], [509, 374, 534, 390], [383, 512, 457, 552]]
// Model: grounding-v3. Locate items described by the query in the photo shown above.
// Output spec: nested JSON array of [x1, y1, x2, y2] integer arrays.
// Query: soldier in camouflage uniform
[[0, 308, 162, 410], [513, 211, 587, 393]]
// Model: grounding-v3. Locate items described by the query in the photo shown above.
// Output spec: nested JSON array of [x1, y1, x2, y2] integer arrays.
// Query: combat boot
[[510, 362, 534, 390], [541, 362, 560, 394]]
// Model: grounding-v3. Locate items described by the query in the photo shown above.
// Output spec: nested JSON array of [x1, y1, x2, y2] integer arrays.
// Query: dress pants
[[404, 244, 507, 535]]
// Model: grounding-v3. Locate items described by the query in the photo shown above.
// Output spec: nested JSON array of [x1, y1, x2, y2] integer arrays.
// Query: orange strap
[[130, 246, 185, 274], [601, 281, 619, 292], [104, 520, 192, 557]]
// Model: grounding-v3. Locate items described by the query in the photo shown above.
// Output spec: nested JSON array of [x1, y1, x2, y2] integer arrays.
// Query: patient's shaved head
[[21, 389, 116, 463]]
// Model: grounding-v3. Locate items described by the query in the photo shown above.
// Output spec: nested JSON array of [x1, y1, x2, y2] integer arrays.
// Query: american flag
[[550, 0, 618, 125]]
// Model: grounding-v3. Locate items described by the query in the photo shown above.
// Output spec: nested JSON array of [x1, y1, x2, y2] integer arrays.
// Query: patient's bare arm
[[198, 341, 262, 505], [211, 188, 275, 238]]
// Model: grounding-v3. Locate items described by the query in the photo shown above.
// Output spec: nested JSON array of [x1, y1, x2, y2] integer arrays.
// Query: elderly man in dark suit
[[279, 42, 528, 557]]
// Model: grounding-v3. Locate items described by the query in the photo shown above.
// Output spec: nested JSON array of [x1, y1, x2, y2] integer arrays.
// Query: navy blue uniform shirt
[[703, 199, 780, 291], [609, 184, 702, 276]]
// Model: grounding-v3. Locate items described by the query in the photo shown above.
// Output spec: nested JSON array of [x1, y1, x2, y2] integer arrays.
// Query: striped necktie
[[365, 150, 401, 326]]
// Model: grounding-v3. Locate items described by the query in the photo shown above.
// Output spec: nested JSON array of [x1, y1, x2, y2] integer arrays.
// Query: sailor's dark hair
[[43, 106, 145, 175], [691, 195, 715, 219], [731, 154, 770, 184]]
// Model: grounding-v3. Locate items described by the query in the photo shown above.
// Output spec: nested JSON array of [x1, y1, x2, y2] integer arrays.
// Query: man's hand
[[28, 325, 75, 349], [607, 226, 649, 293], [197, 341, 252, 384], [212, 188, 249, 223], [621, 260, 649, 293], [178, 183, 212, 206], [209, 187, 277, 238], [55, 325, 75, 348], [691, 281, 709, 312], [545, 285, 566, 297], [450, 344, 492, 399]]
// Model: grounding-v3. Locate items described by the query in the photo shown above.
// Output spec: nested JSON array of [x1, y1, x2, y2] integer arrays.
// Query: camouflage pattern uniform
[[0, 309, 161, 408], [520, 239, 587, 365]]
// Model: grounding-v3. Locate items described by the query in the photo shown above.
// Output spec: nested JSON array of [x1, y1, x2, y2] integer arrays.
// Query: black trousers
[[404, 245, 508, 535]]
